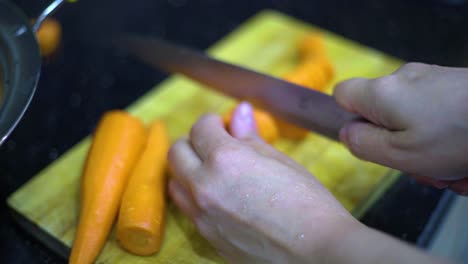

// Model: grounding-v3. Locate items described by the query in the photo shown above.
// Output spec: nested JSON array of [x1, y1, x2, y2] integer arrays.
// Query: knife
[[114, 35, 361, 141]]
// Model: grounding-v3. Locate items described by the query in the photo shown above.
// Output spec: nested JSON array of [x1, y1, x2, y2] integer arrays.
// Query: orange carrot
[[117, 120, 170, 256], [35, 18, 62, 57], [274, 33, 336, 140], [284, 60, 329, 92], [274, 117, 308, 140], [223, 105, 279, 143], [69, 111, 147, 264], [297, 32, 325, 59]]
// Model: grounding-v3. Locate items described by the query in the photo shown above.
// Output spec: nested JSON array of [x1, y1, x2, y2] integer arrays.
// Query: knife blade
[[114, 35, 361, 141]]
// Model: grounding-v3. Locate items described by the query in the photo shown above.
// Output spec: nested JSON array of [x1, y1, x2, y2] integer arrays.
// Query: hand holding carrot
[[168, 102, 357, 263], [168, 102, 450, 264]]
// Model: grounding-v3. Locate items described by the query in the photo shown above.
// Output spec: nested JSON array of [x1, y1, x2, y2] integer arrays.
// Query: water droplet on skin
[[269, 193, 279, 207], [241, 203, 248, 213]]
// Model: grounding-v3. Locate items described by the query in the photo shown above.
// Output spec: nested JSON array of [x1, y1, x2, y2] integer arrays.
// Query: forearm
[[325, 224, 454, 264]]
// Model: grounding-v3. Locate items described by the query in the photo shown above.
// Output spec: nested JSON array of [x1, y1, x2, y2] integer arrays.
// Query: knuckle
[[205, 143, 244, 169], [190, 114, 218, 138], [193, 186, 218, 211], [396, 62, 430, 80], [167, 138, 184, 161], [370, 76, 399, 105], [344, 127, 367, 159], [189, 116, 207, 139], [400, 62, 427, 72], [194, 217, 215, 239]]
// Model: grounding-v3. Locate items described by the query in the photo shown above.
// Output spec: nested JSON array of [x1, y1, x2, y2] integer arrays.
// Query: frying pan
[[0, 0, 65, 145]]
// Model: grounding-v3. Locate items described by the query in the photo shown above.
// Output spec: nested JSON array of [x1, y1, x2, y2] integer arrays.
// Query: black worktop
[[1, 0, 468, 263]]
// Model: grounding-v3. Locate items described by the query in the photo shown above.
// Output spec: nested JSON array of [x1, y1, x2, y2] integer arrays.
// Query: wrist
[[318, 217, 365, 264], [323, 221, 452, 264], [290, 215, 362, 264]]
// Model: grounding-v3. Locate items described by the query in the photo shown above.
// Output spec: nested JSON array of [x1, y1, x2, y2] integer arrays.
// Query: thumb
[[229, 101, 260, 140], [340, 121, 404, 168], [334, 77, 387, 126], [334, 78, 373, 115]]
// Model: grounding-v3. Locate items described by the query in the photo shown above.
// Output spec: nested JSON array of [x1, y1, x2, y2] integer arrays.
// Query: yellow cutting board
[[8, 10, 402, 263]]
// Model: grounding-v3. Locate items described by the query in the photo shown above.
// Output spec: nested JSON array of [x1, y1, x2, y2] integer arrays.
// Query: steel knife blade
[[114, 35, 361, 141]]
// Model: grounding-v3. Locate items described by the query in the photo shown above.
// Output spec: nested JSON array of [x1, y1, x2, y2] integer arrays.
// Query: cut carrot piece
[[316, 55, 335, 80], [288, 60, 329, 92], [35, 18, 62, 57], [274, 118, 309, 140], [223, 105, 279, 143], [297, 32, 325, 59], [117, 120, 170, 256], [69, 111, 147, 264]]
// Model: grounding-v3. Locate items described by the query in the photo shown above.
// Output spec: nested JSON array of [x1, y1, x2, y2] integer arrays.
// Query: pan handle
[[32, 0, 67, 32]]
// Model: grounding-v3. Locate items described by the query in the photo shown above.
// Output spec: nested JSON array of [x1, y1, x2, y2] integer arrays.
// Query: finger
[[339, 120, 405, 168], [333, 78, 372, 114], [168, 137, 202, 185], [449, 178, 468, 196], [229, 101, 260, 140], [189, 114, 235, 161], [411, 175, 450, 189], [230, 102, 308, 173], [168, 179, 201, 219], [335, 76, 407, 129]]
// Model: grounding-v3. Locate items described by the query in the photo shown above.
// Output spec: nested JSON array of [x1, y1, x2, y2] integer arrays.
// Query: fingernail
[[230, 101, 257, 139]]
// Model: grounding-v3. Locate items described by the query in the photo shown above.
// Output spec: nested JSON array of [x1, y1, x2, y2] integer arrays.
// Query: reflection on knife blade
[[113, 35, 360, 141]]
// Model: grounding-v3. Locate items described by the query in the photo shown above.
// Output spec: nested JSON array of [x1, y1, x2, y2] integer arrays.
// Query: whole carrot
[[69, 111, 147, 264], [117, 120, 170, 255]]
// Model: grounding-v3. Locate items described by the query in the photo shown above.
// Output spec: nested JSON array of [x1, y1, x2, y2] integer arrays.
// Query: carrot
[[117, 120, 170, 256], [223, 105, 279, 143], [297, 32, 325, 59], [35, 18, 62, 57], [285, 59, 333, 92], [315, 55, 335, 80], [69, 111, 147, 264], [274, 117, 308, 140], [274, 33, 336, 140]]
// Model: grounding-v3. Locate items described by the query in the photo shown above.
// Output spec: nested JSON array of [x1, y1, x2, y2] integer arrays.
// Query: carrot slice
[[297, 32, 325, 59], [69, 111, 147, 264], [117, 120, 170, 255]]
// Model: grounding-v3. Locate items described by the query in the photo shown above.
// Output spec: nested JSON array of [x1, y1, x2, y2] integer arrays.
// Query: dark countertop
[[1, 0, 468, 263]]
